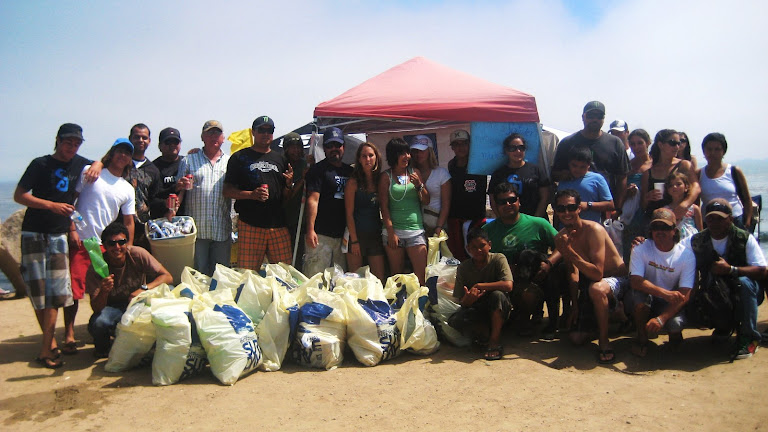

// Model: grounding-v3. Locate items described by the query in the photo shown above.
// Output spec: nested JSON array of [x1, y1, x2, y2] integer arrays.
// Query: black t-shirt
[[126, 160, 161, 222], [552, 132, 630, 190], [151, 156, 185, 217], [224, 148, 288, 228], [447, 157, 487, 220], [305, 159, 352, 238], [18, 154, 90, 233], [488, 162, 550, 216]]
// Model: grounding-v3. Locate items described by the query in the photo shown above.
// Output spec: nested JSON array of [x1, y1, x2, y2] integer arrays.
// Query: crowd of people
[[12, 100, 767, 368]]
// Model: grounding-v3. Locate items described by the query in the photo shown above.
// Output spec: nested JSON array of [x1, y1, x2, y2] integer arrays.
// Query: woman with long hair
[[409, 135, 451, 236], [379, 138, 429, 285], [697, 132, 753, 231], [640, 129, 700, 222], [344, 143, 386, 281], [676, 131, 698, 172]]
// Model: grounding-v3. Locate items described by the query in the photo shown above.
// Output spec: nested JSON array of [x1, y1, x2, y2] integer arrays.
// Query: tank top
[[699, 164, 744, 217], [646, 161, 682, 214], [354, 187, 381, 233], [387, 168, 423, 230]]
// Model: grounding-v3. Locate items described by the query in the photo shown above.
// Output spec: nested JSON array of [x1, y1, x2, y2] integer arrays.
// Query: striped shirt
[[177, 150, 232, 241]]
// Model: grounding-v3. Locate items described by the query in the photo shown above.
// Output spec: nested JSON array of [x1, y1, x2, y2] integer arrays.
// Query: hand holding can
[[185, 174, 194, 190]]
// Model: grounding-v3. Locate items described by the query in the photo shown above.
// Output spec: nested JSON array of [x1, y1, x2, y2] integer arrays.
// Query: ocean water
[[3, 170, 768, 290]]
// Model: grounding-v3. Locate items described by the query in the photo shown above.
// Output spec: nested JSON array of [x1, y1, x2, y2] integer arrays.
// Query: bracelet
[[730, 265, 738, 276], [544, 259, 553, 267], [655, 317, 664, 326], [416, 184, 424, 191], [350, 241, 359, 245]]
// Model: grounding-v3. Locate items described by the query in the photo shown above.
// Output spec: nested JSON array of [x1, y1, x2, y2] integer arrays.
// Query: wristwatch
[[140, 284, 148, 291], [587, 201, 594, 210]]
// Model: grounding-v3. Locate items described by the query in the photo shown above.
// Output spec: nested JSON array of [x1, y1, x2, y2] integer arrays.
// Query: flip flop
[[61, 341, 78, 355], [631, 341, 649, 358], [598, 348, 615, 364], [35, 356, 63, 369], [484, 345, 503, 361]]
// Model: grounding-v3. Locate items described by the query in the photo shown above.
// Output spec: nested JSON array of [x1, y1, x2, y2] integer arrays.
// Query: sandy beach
[[1, 295, 767, 432]]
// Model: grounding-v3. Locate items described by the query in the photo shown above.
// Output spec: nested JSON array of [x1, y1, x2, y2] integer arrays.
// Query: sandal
[[598, 348, 616, 364], [61, 341, 78, 355], [631, 341, 649, 358], [484, 345, 503, 361], [35, 356, 63, 369]]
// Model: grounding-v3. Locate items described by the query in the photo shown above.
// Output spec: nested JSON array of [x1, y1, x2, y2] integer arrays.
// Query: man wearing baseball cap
[[552, 101, 630, 212], [446, 129, 487, 260], [628, 207, 696, 357], [608, 119, 631, 158], [175, 120, 232, 276], [689, 199, 767, 359], [303, 127, 353, 276], [151, 127, 185, 219], [224, 116, 295, 270]]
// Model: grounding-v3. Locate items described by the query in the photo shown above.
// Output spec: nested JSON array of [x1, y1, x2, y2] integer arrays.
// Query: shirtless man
[[553, 189, 628, 363]]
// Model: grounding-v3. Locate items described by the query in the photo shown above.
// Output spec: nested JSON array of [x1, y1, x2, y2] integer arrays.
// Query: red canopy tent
[[314, 56, 539, 134]]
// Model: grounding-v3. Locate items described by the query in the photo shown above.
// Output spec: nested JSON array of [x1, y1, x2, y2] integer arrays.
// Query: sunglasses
[[506, 145, 526, 152], [106, 238, 128, 246], [497, 196, 519, 206], [680, 139, 689, 144], [650, 223, 674, 231], [554, 203, 579, 213], [323, 142, 343, 149], [256, 126, 275, 134], [665, 140, 682, 147]]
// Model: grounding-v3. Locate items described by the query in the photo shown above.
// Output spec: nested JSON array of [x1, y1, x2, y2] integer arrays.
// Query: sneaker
[[735, 340, 759, 360], [0, 286, 15, 300]]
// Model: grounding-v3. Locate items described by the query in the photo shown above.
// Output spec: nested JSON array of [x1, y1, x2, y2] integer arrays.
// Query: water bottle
[[70, 210, 87, 231]]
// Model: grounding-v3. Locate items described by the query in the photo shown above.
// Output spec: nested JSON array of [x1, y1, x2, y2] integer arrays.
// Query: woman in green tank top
[[379, 138, 430, 285]]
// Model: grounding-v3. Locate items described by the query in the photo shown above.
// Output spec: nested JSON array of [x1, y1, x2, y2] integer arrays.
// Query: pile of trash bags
[[104, 252, 464, 386]]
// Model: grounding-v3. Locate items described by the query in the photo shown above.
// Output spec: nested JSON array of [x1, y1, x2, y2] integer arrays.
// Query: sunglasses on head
[[106, 238, 128, 246], [497, 196, 519, 206], [665, 140, 681, 147], [323, 142, 343, 149], [506, 145, 526, 152], [256, 126, 275, 134], [554, 203, 579, 213]]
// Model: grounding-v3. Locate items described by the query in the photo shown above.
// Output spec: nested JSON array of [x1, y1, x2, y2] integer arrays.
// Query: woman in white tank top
[[697, 132, 753, 230]]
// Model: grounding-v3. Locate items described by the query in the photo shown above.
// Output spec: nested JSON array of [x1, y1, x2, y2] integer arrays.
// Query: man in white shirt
[[629, 208, 696, 356]]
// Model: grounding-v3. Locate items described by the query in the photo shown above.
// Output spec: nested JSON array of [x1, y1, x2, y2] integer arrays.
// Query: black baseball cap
[[159, 127, 182, 143], [57, 123, 84, 140]]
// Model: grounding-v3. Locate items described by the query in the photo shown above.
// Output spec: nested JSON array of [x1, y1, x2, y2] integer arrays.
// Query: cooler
[[146, 216, 196, 284]]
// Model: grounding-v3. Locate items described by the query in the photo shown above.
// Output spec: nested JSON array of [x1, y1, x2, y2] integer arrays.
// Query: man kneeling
[[450, 228, 514, 360], [553, 189, 628, 364], [86, 222, 172, 358], [629, 208, 696, 356]]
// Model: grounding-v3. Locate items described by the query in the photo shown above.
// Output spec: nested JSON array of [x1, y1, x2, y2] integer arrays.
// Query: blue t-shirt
[[557, 171, 612, 223]]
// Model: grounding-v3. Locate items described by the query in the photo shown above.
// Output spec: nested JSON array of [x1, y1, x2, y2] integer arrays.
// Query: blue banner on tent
[[467, 122, 540, 175]]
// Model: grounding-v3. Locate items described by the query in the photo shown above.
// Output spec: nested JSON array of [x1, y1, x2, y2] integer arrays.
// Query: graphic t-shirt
[[482, 214, 557, 265], [488, 163, 550, 216], [18, 154, 91, 233], [629, 240, 696, 291], [225, 148, 288, 228], [306, 159, 352, 238], [448, 157, 487, 220]]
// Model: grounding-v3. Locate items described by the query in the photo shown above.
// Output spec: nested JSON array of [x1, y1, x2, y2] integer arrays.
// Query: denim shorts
[[382, 229, 426, 248]]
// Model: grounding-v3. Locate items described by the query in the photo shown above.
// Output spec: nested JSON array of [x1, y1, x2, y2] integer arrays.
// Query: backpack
[[685, 270, 741, 332]]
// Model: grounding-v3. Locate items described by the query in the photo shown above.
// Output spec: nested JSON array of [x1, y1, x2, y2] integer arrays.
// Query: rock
[[0, 209, 27, 296]]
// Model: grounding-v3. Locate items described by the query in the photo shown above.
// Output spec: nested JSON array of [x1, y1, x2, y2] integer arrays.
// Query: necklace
[[388, 169, 409, 202]]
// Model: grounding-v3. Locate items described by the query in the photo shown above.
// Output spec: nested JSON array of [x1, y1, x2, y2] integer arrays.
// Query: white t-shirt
[[423, 166, 451, 211], [711, 235, 767, 267], [630, 240, 696, 290], [75, 166, 136, 242]]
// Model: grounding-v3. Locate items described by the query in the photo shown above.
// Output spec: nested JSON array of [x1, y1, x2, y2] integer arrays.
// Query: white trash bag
[[290, 285, 347, 370], [339, 280, 400, 366], [192, 289, 262, 385], [151, 297, 207, 385], [396, 286, 440, 355]]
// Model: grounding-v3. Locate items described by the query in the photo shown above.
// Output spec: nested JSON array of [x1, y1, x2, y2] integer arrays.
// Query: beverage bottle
[[70, 210, 87, 231]]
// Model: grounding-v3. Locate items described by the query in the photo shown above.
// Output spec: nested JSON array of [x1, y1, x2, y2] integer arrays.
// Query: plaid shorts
[[20, 231, 73, 310], [237, 221, 292, 270]]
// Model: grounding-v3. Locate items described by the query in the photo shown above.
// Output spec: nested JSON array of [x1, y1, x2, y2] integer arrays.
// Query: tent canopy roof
[[314, 57, 539, 134]]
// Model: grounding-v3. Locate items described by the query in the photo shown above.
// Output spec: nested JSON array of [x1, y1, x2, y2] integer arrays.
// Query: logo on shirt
[[506, 174, 523, 194], [333, 176, 348, 199], [648, 260, 675, 273], [464, 179, 477, 193], [54, 168, 69, 192], [249, 161, 279, 173]]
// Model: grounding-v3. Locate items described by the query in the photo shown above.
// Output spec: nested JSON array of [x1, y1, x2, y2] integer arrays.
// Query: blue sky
[[1, 0, 766, 182]]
